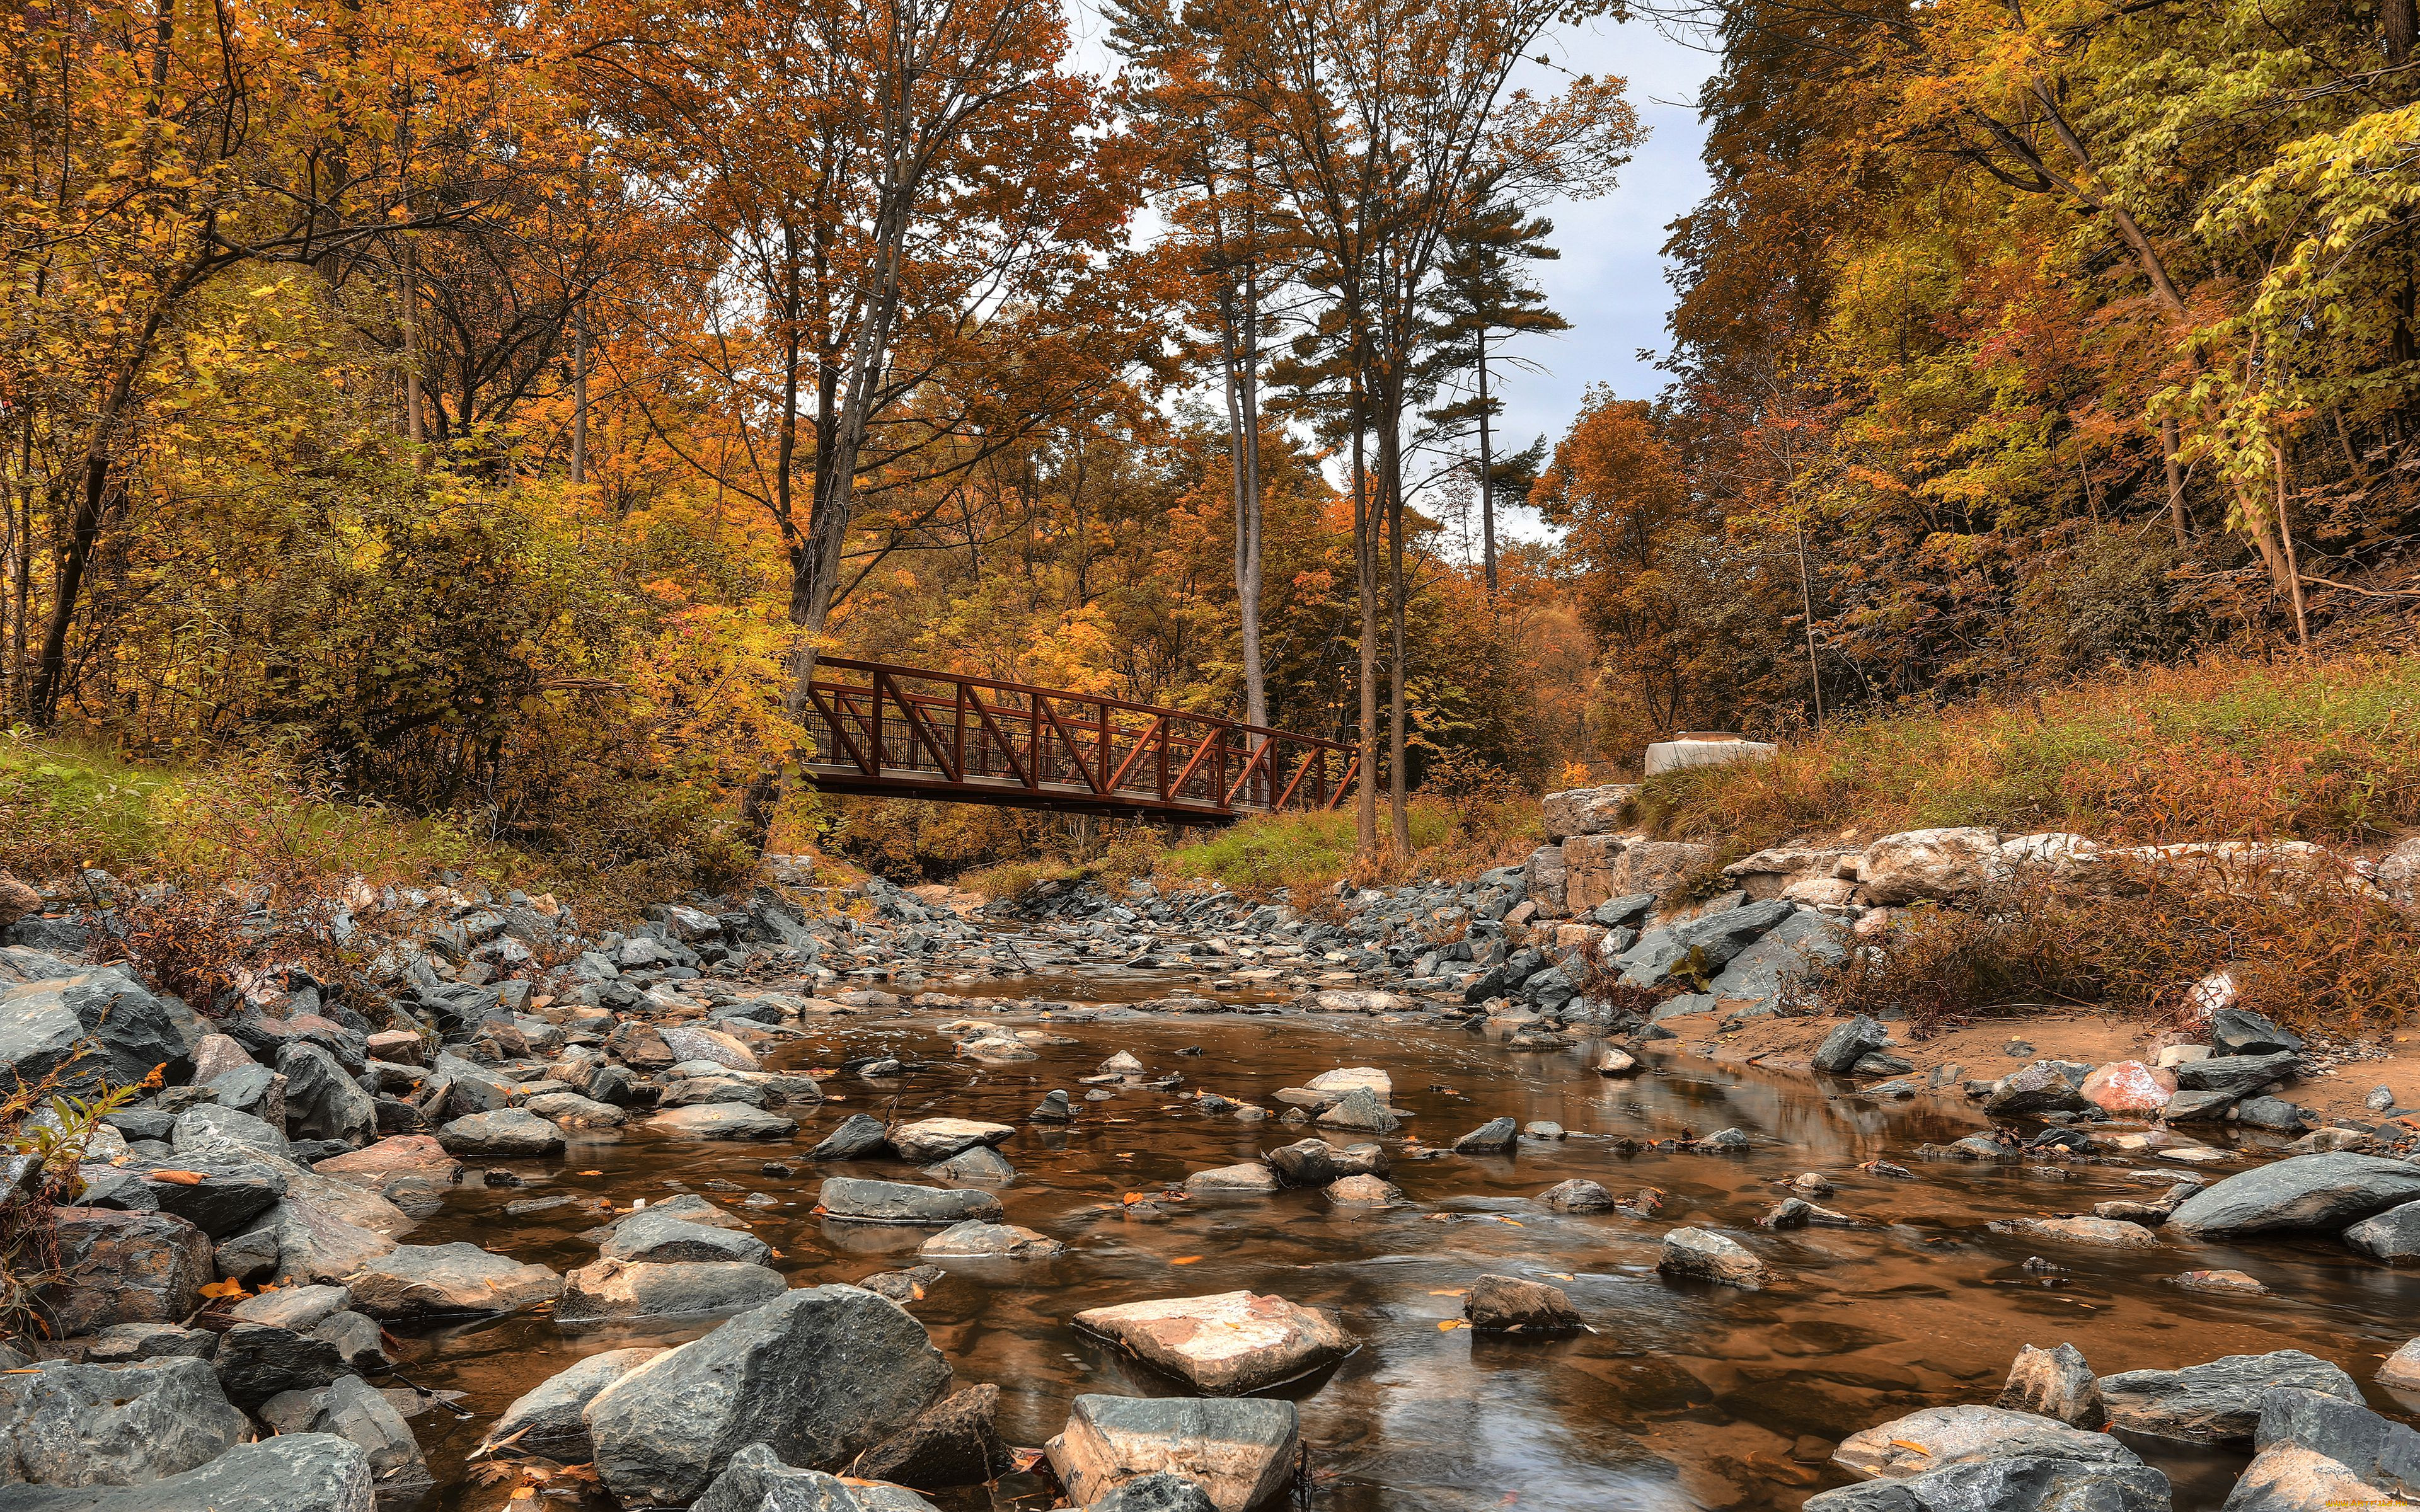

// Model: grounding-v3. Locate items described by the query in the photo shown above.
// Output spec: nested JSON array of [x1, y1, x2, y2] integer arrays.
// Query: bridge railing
[[798, 656, 1359, 818]]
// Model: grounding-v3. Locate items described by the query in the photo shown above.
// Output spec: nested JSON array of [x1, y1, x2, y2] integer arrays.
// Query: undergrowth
[[1795, 866, 2420, 1039], [1634, 653, 2420, 850]]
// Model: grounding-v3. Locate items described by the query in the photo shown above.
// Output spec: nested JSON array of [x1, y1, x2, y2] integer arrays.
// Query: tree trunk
[[1239, 263, 1267, 733], [1351, 399, 1378, 862], [2162, 418, 2187, 547], [570, 305, 589, 486], [1380, 410, 1410, 857], [1476, 334, 1497, 598]]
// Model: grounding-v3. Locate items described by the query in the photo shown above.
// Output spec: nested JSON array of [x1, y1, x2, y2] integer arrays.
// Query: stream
[[393, 949, 2420, 1512]]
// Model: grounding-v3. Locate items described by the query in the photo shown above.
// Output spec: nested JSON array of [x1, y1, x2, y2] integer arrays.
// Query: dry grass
[[1795, 866, 2420, 1039], [1634, 653, 2420, 850]]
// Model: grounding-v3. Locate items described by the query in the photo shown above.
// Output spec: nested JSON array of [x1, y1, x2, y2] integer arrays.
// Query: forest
[[5, 0, 2417, 896]]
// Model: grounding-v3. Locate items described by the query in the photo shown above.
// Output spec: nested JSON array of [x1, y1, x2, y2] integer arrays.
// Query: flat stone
[[1046, 1394, 1299, 1512], [2378, 1337, 2420, 1392], [2098, 1350, 2361, 1443], [1835, 1404, 2144, 1478], [524, 1091, 628, 1129], [476, 1346, 663, 1463], [345, 1241, 561, 1319], [2174, 1051, 2300, 1094], [918, 1220, 1065, 1259], [584, 1285, 952, 1506], [1657, 1227, 1767, 1290], [2167, 1154, 2420, 1239], [819, 1177, 1003, 1226], [2209, 1008, 2303, 1057], [311, 1135, 462, 1218], [556, 1256, 787, 1323], [650, 1103, 798, 1139], [1073, 1291, 1355, 1395], [436, 1108, 564, 1158], [2175, 1269, 2269, 1296], [887, 1118, 1015, 1162], [1305, 1067, 1391, 1098], [1463, 1273, 1581, 1331], [660, 1022, 759, 1071], [229, 1283, 352, 1332], [1323, 1174, 1402, 1205]]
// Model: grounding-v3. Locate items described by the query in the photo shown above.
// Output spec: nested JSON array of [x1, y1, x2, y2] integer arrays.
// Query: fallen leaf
[[1427, 1288, 1468, 1297], [1438, 1319, 1467, 1331], [1890, 1440, 1932, 1455], [1172, 1256, 1201, 1265], [197, 1278, 248, 1300], [146, 1169, 206, 1186]]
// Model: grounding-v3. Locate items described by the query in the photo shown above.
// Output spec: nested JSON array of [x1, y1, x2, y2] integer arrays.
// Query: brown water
[[398, 978, 2420, 1512]]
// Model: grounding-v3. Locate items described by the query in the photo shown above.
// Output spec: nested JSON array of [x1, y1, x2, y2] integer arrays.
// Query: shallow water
[[399, 973, 2420, 1512]]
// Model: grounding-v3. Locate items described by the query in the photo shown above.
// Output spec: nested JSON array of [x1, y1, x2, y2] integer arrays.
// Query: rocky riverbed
[[9, 843, 2420, 1512]]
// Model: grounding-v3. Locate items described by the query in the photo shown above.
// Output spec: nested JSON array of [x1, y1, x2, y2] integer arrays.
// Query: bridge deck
[[798, 657, 1358, 822]]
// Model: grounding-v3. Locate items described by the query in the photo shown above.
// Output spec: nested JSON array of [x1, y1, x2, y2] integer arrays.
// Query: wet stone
[[1540, 1179, 1617, 1212], [1462, 1273, 1581, 1332], [1073, 1290, 1355, 1395]]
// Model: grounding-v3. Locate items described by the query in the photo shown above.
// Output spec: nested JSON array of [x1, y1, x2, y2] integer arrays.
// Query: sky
[[1064, 6, 1720, 543]]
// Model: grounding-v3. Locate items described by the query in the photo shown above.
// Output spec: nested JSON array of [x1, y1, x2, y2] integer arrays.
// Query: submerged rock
[[1657, 1228, 1768, 1290], [817, 1177, 1003, 1226], [1835, 1404, 2144, 1479], [1462, 1274, 1581, 1332], [556, 1256, 788, 1323], [2097, 1350, 2361, 1443]]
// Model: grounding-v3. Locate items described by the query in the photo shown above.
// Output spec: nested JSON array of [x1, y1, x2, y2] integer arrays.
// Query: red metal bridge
[[799, 656, 1359, 821]]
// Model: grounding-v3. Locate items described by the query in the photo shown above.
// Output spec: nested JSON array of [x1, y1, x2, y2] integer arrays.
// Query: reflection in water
[[399, 992, 2420, 1511]]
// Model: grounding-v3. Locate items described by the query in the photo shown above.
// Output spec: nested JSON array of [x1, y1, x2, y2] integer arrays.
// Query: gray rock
[[584, 1285, 953, 1506], [2221, 1442, 2397, 1512], [1657, 1227, 1767, 1290], [1046, 1394, 1299, 1512], [1986, 1062, 2093, 1118], [74, 1322, 216, 1364], [1997, 1343, 2107, 1429], [2098, 1351, 2361, 1443], [885, 1118, 1014, 1163], [2209, 1009, 2304, 1057], [311, 1310, 388, 1373], [1836, 1404, 2145, 1479], [556, 1257, 787, 1324], [921, 1146, 1015, 1184], [1462, 1274, 1580, 1331], [2167, 1155, 2420, 1239], [1812, 1016, 1893, 1074], [277, 1042, 376, 1146], [435, 1108, 563, 1158], [818, 1177, 1003, 1225], [2342, 1200, 2420, 1262], [2244, 1386, 2420, 1503], [1072, 1292, 1354, 1394], [212, 1322, 350, 1407], [602, 1211, 773, 1266], [345, 1241, 562, 1319], [256, 1373, 427, 1491], [1452, 1116, 1518, 1154], [43, 1207, 212, 1336], [1260, 1139, 1386, 1187], [74, 1151, 285, 1239], [1541, 1179, 1618, 1212], [2174, 1051, 2299, 1094], [849, 1382, 1010, 1489], [2164, 1088, 2246, 1122], [1312, 1086, 1397, 1134], [476, 1346, 663, 1463], [0, 1434, 372, 1511], [524, 1091, 628, 1129], [0, 968, 207, 1092], [1092, 1472, 1220, 1512], [0, 1356, 247, 1487], [228, 1283, 351, 1331], [809, 1113, 893, 1160], [1802, 1455, 2172, 1512], [228, 1195, 396, 1286], [692, 1442, 941, 1512], [2232, 1097, 2311, 1132]]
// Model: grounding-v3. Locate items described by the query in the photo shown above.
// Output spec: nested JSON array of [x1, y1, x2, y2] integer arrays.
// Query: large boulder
[[2166, 1155, 2420, 1240], [2239, 1386, 2420, 1506], [344, 1241, 562, 1320], [43, 1208, 211, 1336], [818, 1177, 1002, 1225], [212, 1322, 350, 1407], [0, 1356, 248, 1487], [228, 1196, 398, 1286], [2174, 1051, 2300, 1095], [2080, 1062, 2177, 1116], [1986, 1062, 2095, 1118], [556, 1257, 788, 1323], [2097, 1351, 2361, 1443], [72, 1150, 285, 1238], [256, 1374, 427, 1493], [1803, 1455, 2170, 1512], [1540, 785, 1633, 840], [1835, 1404, 2143, 1479], [582, 1285, 953, 1506], [0, 968, 206, 1092], [1071, 1292, 1353, 1395], [1047, 1395, 1299, 1512], [1523, 845, 1569, 916], [0, 1434, 372, 1511], [1858, 827, 2002, 903], [476, 1346, 664, 1463]]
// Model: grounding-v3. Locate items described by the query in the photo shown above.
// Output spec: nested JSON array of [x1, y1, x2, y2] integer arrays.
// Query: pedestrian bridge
[[798, 656, 1359, 822]]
